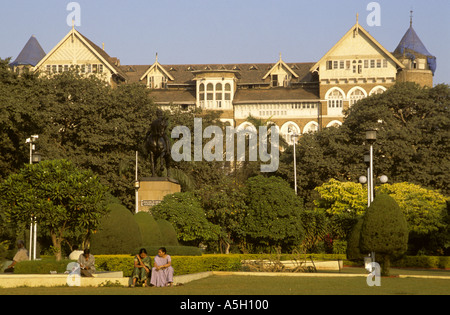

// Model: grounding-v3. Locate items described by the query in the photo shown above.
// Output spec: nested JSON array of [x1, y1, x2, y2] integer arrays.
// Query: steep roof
[[121, 62, 317, 85], [310, 22, 404, 72], [10, 35, 46, 67], [393, 23, 436, 75], [34, 28, 126, 80], [394, 26, 432, 57]]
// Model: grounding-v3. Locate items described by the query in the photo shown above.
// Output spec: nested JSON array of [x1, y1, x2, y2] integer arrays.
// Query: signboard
[[141, 200, 162, 207]]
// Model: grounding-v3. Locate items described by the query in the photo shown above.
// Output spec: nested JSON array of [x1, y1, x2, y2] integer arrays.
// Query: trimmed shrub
[[133, 245, 202, 256], [394, 255, 450, 269], [134, 212, 163, 246], [12, 254, 449, 276], [156, 219, 179, 246], [90, 203, 142, 254], [346, 218, 364, 261], [360, 194, 409, 276], [14, 258, 73, 274]]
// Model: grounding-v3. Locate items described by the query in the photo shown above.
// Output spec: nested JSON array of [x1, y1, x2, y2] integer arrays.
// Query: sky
[[1, 0, 449, 84]]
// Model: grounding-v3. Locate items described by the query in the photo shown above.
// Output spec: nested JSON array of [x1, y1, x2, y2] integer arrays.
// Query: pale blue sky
[[1, 0, 449, 84]]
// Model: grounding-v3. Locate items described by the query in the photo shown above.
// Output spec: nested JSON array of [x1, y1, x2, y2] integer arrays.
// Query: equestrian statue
[[145, 109, 171, 177]]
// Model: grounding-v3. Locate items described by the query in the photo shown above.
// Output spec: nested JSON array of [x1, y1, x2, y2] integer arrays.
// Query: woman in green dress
[[132, 248, 151, 287]]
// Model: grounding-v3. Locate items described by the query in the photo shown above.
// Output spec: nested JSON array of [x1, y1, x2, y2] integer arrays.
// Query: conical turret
[[10, 35, 46, 67], [394, 12, 435, 86]]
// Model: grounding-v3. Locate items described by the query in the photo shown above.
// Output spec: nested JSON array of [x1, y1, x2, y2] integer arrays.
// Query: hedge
[[13, 254, 450, 276], [14, 259, 74, 274], [132, 246, 203, 256], [394, 256, 450, 269]]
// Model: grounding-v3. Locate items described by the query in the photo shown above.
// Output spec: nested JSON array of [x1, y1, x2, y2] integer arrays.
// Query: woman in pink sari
[[150, 247, 174, 287]]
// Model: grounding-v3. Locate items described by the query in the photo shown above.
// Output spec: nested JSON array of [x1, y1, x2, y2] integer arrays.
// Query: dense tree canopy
[[277, 82, 450, 204], [0, 60, 158, 209], [151, 191, 220, 246], [242, 175, 305, 251], [1, 57, 448, 256], [0, 159, 109, 260]]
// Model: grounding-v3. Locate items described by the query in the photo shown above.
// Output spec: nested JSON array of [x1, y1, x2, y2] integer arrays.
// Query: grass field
[[1, 273, 449, 295]]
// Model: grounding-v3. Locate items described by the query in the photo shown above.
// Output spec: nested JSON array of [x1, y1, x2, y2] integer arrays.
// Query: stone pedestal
[[137, 177, 180, 213]]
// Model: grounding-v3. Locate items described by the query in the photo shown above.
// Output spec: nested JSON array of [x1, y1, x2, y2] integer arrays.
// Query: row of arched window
[[326, 85, 386, 108], [236, 120, 342, 145], [199, 82, 232, 102]]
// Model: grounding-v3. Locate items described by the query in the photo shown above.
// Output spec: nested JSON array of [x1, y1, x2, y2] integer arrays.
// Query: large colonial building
[[10, 16, 436, 144]]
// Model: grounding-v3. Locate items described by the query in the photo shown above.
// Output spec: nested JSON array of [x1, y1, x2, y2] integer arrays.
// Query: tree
[[37, 72, 158, 209], [360, 194, 409, 276], [276, 126, 356, 205], [0, 66, 159, 210], [276, 83, 450, 203], [0, 159, 109, 260], [377, 182, 449, 255], [242, 175, 305, 252], [313, 179, 367, 246], [196, 176, 247, 253], [314, 179, 367, 217], [151, 191, 219, 246], [0, 58, 42, 178], [342, 82, 450, 195]]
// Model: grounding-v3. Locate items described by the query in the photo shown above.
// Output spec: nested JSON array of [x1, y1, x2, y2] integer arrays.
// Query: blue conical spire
[[394, 14, 436, 75], [394, 25, 432, 57], [10, 35, 46, 67]]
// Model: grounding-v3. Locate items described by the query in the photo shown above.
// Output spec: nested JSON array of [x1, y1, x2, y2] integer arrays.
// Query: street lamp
[[290, 132, 300, 195], [25, 135, 40, 260], [365, 130, 377, 205], [135, 151, 139, 213], [363, 152, 371, 207]]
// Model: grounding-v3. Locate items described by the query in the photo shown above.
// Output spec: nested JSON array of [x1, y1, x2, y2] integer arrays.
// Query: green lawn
[[1, 273, 449, 295]]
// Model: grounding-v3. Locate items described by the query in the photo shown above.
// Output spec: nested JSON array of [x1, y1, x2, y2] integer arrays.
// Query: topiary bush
[[346, 218, 364, 262], [90, 203, 142, 254], [360, 194, 409, 276], [134, 212, 163, 246], [156, 219, 179, 246]]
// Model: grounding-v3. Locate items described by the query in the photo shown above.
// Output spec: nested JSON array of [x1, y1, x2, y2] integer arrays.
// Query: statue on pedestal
[[145, 109, 171, 177]]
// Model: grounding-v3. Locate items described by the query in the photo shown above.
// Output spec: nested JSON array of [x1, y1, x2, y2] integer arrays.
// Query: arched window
[[303, 121, 319, 133], [327, 89, 344, 108], [326, 120, 342, 128], [206, 83, 214, 102], [215, 83, 223, 106], [224, 83, 231, 101], [369, 86, 386, 96], [349, 88, 366, 106], [280, 122, 301, 145], [199, 83, 205, 101]]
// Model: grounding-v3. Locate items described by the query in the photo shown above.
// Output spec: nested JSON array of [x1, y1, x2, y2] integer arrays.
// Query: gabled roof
[[122, 62, 316, 85], [262, 55, 299, 79], [10, 35, 46, 67], [310, 22, 404, 72], [139, 55, 175, 81], [34, 27, 126, 80]]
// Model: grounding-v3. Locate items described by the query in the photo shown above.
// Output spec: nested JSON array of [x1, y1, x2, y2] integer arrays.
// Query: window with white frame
[[349, 88, 366, 105], [327, 89, 344, 108]]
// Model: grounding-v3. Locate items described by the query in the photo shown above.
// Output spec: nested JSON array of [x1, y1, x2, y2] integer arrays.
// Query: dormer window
[[271, 74, 278, 87]]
